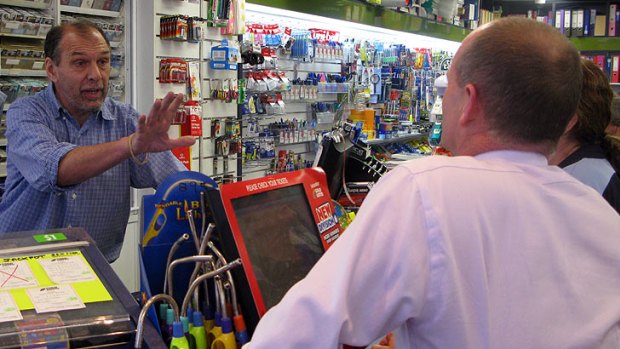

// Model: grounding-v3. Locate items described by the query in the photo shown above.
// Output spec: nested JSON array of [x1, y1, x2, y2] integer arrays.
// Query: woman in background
[[549, 58, 620, 214]]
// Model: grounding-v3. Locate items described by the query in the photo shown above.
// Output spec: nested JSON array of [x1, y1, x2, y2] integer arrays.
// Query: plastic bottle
[[189, 311, 207, 349], [170, 321, 190, 349], [202, 303, 215, 333], [206, 311, 222, 348], [233, 314, 249, 346], [211, 317, 236, 349]]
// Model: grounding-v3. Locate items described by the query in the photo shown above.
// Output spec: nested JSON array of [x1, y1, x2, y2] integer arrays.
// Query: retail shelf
[[275, 139, 316, 147], [241, 166, 273, 175], [572, 37, 620, 52], [211, 170, 237, 178], [60, 5, 121, 18], [243, 158, 274, 165], [0, 0, 49, 9], [246, 0, 620, 51], [280, 57, 342, 64], [202, 155, 239, 160], [0, 69, 46, 77], [0, 33, 46, 40], [246, 0, 470, 43], [363, 132, 426, 145]]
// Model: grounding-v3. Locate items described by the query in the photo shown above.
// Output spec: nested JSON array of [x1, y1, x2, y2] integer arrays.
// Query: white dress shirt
[[244, 150, 620, 349]]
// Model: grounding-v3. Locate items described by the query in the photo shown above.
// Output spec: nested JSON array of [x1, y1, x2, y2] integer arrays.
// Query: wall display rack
[[240, 4, 457, 179], [135, 0, 243, 183]]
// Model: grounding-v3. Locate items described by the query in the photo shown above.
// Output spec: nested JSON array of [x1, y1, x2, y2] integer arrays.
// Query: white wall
[[110, 209, 140, 292]]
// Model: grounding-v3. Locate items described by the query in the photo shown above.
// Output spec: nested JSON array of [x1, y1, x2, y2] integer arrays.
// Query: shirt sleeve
[[129, 150, 187, 189], [243, 165, 432, 348], [118, 104, 187, 189], [5, 97, 76, 192]]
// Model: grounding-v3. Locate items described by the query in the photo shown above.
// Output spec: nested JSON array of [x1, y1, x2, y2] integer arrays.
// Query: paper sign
[[0, 261, 38, 290], [0, 292, 22, 322], [26, 285, 85, 314], [1, 251, 111, 310], [38, 256, 96, 284]]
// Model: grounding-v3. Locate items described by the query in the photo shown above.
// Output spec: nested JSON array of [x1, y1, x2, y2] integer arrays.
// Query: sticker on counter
[[26, 285, 85, 314], [0, 261, 38, 290], [0, 292, 22, 323], [38, 255, 96, 284]]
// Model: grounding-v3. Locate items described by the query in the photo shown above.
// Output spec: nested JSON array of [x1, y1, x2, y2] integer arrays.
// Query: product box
[[172, 146, 191, 170], [110, 0, 122, 12], [612, 55, 619, 83], [181, 102, 202, 137], [595, 15, 607, 36], [81, 0, 94, 8], [609, 4, 617, 36], [92, 0, 106, 9]]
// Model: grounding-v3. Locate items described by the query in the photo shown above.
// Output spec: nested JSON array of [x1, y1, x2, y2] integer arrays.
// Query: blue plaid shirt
[[0, 85, 186, 261]]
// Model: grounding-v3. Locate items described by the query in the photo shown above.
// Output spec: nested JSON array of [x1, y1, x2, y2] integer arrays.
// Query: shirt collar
[[45, 83, 116, 121], [558, 144, 607, 168], [474, 150, 548, 166]]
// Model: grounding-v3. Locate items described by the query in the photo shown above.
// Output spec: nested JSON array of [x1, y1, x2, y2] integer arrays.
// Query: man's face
[[45, 28, 110, 123]]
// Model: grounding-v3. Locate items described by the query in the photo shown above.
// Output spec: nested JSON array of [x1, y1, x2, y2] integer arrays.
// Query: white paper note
[[0, 292, 22, 323], [38, 255, 96, 284], [26, 285, 85, 314], [0, 261, 38, 290]]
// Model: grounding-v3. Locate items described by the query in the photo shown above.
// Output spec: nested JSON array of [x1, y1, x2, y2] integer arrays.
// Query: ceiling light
[[245, 3, 462, 52]]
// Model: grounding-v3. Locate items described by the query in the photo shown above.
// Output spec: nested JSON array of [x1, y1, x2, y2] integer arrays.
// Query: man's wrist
[[128, 133, 149, 165]]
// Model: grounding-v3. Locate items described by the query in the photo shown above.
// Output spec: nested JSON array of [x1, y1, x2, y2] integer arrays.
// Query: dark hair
[[569, 58, 619, 173], [611, 95, 620, 127], [607, 137, 620, 173], [44, 20, 110, 64], [455, 17, 582, 147], [570, 58, 613, 145]]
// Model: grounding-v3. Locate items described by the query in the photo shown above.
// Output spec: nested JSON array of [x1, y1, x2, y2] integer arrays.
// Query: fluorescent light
[[245, 3, 461, 53]]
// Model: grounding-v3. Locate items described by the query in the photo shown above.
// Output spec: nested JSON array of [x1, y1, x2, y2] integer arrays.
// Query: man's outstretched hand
[[131, 92, 196, 154]]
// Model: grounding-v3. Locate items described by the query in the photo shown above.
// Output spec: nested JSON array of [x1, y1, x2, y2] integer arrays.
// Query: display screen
[[231, 184, 325, 310]]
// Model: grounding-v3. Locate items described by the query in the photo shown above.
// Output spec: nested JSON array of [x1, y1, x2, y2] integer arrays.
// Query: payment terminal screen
[[231, 184, 325, 309]]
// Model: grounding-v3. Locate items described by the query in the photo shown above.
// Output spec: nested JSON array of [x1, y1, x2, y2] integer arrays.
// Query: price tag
[[4, 21, 19, 30], [32, 233, 67, 243]]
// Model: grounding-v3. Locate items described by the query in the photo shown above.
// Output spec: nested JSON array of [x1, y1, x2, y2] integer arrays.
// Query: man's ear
[[564, 114, 578, 133], [45, 57, 57, 83], [458, 83, 479, 126]]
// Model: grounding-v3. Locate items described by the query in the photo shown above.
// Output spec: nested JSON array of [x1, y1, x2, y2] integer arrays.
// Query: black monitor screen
[[231, 184, 325, 309]]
